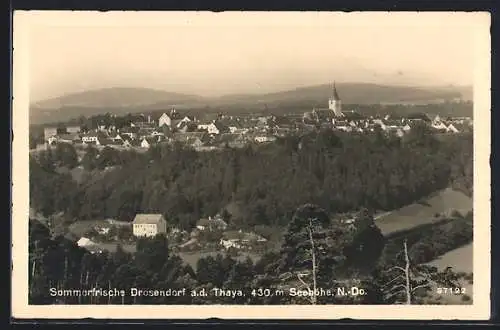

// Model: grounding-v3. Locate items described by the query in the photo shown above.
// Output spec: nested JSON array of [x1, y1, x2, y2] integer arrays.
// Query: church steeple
[[328, 81, 343, 117], [332, 81, 340, 101]]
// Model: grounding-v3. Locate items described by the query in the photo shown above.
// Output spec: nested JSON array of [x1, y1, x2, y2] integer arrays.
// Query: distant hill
[[215, 83, 469, 107], [29, 83, 472, 124], [32, 87, 206, 109], [30, 87, 207, 124]]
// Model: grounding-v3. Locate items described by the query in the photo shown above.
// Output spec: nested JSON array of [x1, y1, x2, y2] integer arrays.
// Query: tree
[[135, 234, 170, 274], [342, 208, 386, 274], [54, 143, 78, 168], [374, 239, 459, 304]]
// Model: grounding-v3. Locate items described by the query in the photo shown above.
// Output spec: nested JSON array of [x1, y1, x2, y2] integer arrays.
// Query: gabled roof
[[141, 137, 157, 144], [133, 214, 165, 224], [58, 133, 81, 141], [313, 108, 336, 121], [342, 110, 365, 120], [406, 112, 432, 122]]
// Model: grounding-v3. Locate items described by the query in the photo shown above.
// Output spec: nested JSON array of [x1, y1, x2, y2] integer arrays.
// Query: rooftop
[[132, 214, 165, 224]]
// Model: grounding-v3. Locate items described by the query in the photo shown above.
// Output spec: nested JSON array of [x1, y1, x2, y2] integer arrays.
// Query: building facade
[[132, 214, 168, 237], [328, 82, 343, 117]]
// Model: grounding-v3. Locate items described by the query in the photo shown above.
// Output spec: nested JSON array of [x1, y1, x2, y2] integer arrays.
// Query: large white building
[[132, 214, 167, 238]]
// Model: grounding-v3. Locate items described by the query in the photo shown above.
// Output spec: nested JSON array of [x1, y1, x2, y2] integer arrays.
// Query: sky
[[18, 11, 486, 102]]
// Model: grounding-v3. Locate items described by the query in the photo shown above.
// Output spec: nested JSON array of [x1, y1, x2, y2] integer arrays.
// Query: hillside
[[30, 87, 207, 124], [29, 83, 472, 124], [215, 83, 469, 107], [32, 87, 205, 109], [375, 188, 473, 236]]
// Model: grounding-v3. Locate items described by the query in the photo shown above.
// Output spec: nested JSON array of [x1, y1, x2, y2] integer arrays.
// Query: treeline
[[29, 204, 470, 305], [30, 126, 473, 231]]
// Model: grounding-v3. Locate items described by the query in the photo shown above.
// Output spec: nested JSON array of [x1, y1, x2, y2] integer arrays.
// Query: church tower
[[328, 82, 343, 117]]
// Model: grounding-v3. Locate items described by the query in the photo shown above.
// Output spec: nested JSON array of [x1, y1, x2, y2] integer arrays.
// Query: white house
[[447, 124, 460, 133], [197, 122, 220, 135], [158, 113, 172, 128], [432, 122, 448, 131], [373, 119, 387, 131], [254, 136, 277, 143], [77, 237, 96, 248], [220, 238, 242, 249], [132, 214, 167, 237], [176, 116, 194, 128], [82, 134, 99, 143], [141, 137, 152, 149]]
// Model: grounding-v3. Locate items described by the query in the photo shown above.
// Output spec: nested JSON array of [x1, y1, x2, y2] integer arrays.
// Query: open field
[[68, 219, 130, 237], [429, 242, 473, 273], [178, 251, 261, 270], [88, 241, 261, 270], [375, 188, 473, 236], [426, 243, 473, 305]]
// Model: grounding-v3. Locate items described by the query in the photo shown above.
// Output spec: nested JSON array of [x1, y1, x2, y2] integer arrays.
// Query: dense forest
[[30, 124, 473, 233]]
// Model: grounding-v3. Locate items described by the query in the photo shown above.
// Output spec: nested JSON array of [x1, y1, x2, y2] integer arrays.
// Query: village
[[33, 85, 474, 263], [37, 84, 473, 153], [72, 212, 271, 259]]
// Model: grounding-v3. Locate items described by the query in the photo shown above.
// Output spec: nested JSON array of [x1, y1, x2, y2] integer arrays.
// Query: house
[[141, 137, 156, 149], [176, 116, 195, 128], [196, 216, 228, 231], [219, 231, 243, 249], [254, 136, 277, 143], [406, 113, 432, 123], [197, 122, 228, 135], [66, 126, 81, 134], [432, 121, 448, 131], [158, 113, 172, 128], [402, 124, 412, 132], [132, 214, 167, 237], [43, 127, 58, 141], [57, 133, 81, 144], [46, 136, 58, 145], [81, 133, 99, 144], [447, 124, 460, 133], [373, 119, 387, 131], [123, 139, 141, 148], [77, 237, 96, 248]]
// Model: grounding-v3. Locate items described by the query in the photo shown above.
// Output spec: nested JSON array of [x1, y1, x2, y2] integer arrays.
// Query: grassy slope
[[375, 188, 473, 236]]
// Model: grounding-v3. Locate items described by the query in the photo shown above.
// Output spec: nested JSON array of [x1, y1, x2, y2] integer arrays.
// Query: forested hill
[[30, 83, 472, 124], [30, 126, 473, 232]]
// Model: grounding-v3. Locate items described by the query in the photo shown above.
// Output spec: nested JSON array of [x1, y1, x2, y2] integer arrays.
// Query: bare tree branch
[[382, 275, 405, 289], [411, 283, 431, 293], [383, 266, 406, 274], [386, 284, 407, 293], [297, 273, 311, 291]]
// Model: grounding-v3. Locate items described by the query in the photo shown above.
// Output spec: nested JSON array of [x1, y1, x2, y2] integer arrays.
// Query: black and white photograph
[[12, 11, 491, 320]]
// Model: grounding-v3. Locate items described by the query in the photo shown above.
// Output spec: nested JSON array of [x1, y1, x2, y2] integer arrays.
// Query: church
[[304, 82, 344, 123], [303, 82, 363, 124]]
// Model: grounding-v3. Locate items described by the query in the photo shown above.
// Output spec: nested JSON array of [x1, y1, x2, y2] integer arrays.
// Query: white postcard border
[[12, 11, 491, 320]]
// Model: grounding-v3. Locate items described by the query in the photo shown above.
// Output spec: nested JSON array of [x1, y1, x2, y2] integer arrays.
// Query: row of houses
[[43, 107, 472, 152], [74, 212, 268, 255]]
